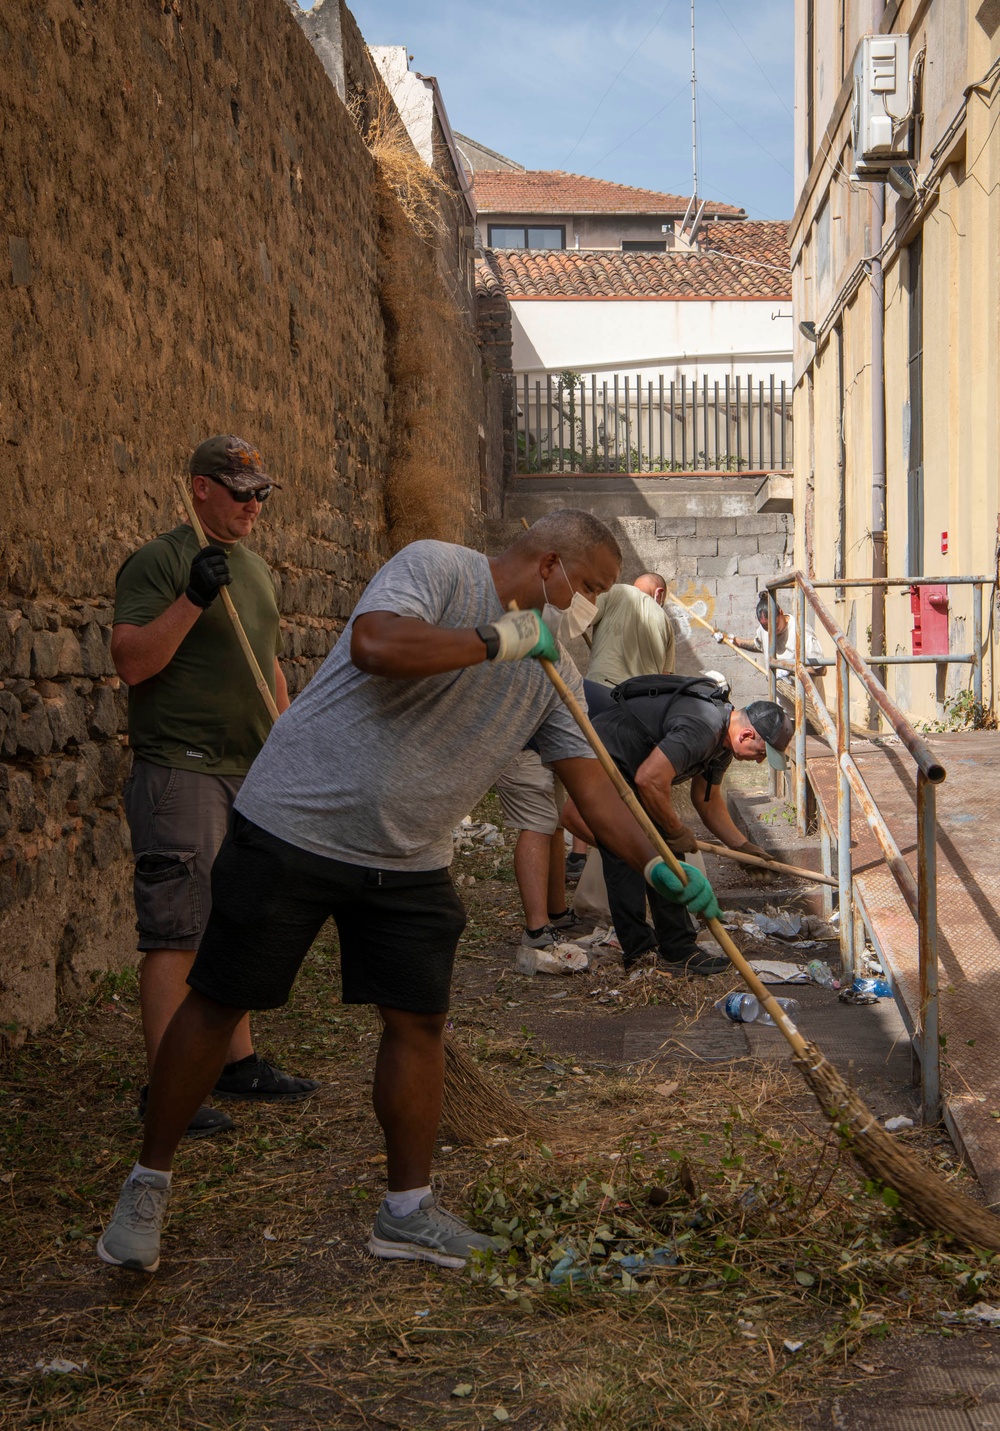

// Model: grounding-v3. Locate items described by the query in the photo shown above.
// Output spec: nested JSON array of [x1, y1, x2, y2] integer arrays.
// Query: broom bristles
[[795, 1042, 1000, 1252], [442, 1036, 546, 1146]]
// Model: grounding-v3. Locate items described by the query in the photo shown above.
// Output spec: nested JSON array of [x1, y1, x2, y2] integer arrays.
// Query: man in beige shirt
[[587, 573, 675, 688], [568, 573, 675, 884]]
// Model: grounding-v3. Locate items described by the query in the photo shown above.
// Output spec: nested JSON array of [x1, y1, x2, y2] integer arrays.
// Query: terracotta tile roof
[[699, 219, 790, 268], [474, 253, 505, 300], [472, 169, 743, 218], [488, 248, 790, 300]]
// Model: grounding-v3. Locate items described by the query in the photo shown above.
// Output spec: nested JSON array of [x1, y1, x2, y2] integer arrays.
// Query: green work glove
[[492, 609, 559, 663], [644, 858, 722, 921]]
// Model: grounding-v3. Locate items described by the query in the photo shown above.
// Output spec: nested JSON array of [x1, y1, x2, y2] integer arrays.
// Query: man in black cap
[[111, 436, 317, 1137], [561, 677, 793, 975]]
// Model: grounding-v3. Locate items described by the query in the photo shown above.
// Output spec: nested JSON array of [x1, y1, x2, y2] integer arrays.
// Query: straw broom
[[177, 479, 538, 1144], [536, 649, 1000, 1253]]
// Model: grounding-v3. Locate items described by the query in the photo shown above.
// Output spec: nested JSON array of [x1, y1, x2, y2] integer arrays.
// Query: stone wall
[[0, 0, 500, 1038]]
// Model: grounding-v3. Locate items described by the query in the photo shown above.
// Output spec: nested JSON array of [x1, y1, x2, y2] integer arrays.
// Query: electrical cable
[[562, 0, 678, 167], [591, 81, 688, 169], [713, 0, 793, 120], [698, 84, 793, 176]]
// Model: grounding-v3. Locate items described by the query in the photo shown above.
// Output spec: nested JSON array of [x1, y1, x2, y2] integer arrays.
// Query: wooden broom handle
[[536, 650, 811, 1057], [175, 478, 280, 725], [694, 840, 837, 888]]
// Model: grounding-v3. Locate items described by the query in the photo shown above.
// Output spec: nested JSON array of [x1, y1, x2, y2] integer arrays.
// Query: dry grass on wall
[[349, 84, 482, 552]]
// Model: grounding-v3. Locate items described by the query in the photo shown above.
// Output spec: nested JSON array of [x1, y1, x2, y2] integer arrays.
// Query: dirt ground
[[2, 791, 1000, 1430]]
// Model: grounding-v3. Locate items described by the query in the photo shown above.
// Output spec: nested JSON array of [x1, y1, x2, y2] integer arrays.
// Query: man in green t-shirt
[[113, 435, 318, 1137]]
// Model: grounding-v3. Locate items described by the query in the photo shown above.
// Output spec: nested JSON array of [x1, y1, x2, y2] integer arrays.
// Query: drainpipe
[[869, 0, 888, 726]]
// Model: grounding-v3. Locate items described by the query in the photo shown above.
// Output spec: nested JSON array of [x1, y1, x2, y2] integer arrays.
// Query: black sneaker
[[657, 948, 731, 978], [212, 1053, 319, 1103], [137, 1086, 234, 1141], [565, 854, 587, 883], [548, 908, 586, 935]]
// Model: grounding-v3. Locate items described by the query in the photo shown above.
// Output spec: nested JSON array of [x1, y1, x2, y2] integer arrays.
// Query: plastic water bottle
[[720, 992, 759, 1023], [853, 976, 892, 998], [806, 958, 839, 989], [758, 996, 800, 1027]]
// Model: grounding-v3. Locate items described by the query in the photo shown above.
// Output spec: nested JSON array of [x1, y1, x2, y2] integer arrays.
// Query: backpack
[[609, 674, 732, 758]]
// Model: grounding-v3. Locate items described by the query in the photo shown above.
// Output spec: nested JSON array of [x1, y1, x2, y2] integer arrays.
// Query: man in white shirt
[[728, 594, 826, 705]]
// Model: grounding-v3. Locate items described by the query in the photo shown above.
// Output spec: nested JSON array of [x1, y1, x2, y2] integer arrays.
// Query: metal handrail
[[764, 569, 954, 1124]]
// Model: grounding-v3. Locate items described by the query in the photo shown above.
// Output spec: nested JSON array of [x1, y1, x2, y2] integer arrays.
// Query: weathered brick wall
[[0, 0, 494, 1038], [476, 253, 515, 517]]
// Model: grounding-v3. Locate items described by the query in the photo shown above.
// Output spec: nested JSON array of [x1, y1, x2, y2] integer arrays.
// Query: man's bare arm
[[690, 774, 746, 846], [552, 758, 656, 873], [351, 612, 488, 679], [111, 600, 203, 686], [274, 659, 290, 714], [632, 747, 687, 836]]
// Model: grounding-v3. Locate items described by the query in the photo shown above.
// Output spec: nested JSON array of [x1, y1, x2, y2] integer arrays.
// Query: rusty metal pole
[[768, 588, 780, 799], [973, 581, 984, 721], [794, 580, 808, 833], [837, 651, 856, 979], [917, 770, 941, 1124], [819, 823, 834, 918]]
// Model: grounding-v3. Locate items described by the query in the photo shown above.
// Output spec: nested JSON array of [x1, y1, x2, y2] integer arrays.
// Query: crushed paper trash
[[783, 1340, 804, 1353], [939, 1302, 1000, 1325], [749, 960, 810, 984], [884, 1116, 914, 1132], [36, 1358, 87, 1375], [515, 942, 589, 976]]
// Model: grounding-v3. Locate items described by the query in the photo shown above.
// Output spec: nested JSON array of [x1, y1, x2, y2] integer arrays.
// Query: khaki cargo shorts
[[494, 748, 566, 836], [123, 759, 244, 951]]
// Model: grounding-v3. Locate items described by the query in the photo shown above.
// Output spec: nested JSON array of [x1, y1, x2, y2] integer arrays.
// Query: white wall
[[510, 298, 793, 386]]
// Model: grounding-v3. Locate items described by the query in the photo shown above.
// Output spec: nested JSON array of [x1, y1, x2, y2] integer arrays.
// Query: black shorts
[[188, 813, 467, 1015]]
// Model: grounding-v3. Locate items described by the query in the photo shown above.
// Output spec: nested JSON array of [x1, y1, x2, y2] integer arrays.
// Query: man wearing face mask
[[98, 509, 729, 1276], [587, 573, 676, 690], [494, 554, 600, 948]]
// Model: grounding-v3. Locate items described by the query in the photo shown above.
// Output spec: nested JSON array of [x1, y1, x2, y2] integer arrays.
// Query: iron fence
[[767, 572, 994, 1125], [515, 370, 792, 475]]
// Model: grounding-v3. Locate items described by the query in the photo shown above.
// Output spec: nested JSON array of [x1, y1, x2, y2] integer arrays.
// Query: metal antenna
[[690, 0, 698, 203]]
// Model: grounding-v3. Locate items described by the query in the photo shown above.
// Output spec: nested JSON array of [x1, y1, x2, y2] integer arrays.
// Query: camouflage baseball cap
[[188, 435, 281, 492]]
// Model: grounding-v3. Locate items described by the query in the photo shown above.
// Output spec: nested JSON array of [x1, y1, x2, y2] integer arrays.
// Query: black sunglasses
[[206, 473, 273, 504]]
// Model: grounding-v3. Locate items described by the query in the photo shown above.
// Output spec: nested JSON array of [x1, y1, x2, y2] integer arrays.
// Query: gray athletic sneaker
[[96, 1172, 170, 1272], [521, 924, 557, 949], [368, 1193, 495, 1269]]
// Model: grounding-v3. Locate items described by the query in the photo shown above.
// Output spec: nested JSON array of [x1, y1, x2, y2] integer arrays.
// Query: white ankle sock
[[385, 1186, 431, 1218], [130, 1162, 172, 1187]]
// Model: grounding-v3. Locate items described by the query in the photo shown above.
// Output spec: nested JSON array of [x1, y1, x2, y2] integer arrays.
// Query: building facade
[[792, 0, 1000, 721]]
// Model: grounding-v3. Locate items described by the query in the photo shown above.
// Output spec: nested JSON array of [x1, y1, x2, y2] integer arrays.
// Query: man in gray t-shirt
[[97, 510, 726, 1277]]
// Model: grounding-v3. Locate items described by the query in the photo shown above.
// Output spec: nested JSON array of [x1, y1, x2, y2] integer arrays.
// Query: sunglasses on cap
[[206, 473, 273, 504]]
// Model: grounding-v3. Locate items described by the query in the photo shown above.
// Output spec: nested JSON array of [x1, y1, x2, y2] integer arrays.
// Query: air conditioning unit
[[851, 35, 912, 177]]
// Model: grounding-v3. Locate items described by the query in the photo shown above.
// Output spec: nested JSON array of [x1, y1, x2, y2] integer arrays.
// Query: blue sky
[[301, 0, 794, 220]]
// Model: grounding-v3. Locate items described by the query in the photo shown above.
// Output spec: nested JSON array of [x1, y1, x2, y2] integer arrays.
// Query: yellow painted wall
[[792, 0, 1000, 725]]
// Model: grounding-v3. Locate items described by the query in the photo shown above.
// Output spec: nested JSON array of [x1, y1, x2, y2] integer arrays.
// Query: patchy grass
[[1, 799, 998, 1429]]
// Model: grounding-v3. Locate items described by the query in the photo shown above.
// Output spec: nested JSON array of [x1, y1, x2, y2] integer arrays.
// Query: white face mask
[[542, 558, 599, 641]]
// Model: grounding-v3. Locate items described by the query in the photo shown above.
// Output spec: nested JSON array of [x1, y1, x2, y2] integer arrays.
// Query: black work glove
[[185, 545, 232, 609], [736, 839, 774, 862], [666, 824, 700, 856]]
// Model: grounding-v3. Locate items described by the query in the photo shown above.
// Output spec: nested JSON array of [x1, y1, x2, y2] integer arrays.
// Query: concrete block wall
[[489, 477, 795, 710]]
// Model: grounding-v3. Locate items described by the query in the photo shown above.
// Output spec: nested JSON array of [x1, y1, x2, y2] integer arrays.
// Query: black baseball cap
[[746, 701, 793, 770]]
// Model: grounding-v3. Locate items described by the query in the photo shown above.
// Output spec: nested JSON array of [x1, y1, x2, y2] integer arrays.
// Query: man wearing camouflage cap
[[111, 436, 317, 1137]]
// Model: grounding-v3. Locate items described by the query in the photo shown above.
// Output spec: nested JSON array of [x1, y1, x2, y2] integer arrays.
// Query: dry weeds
[[1, 797, 997, 1429]]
